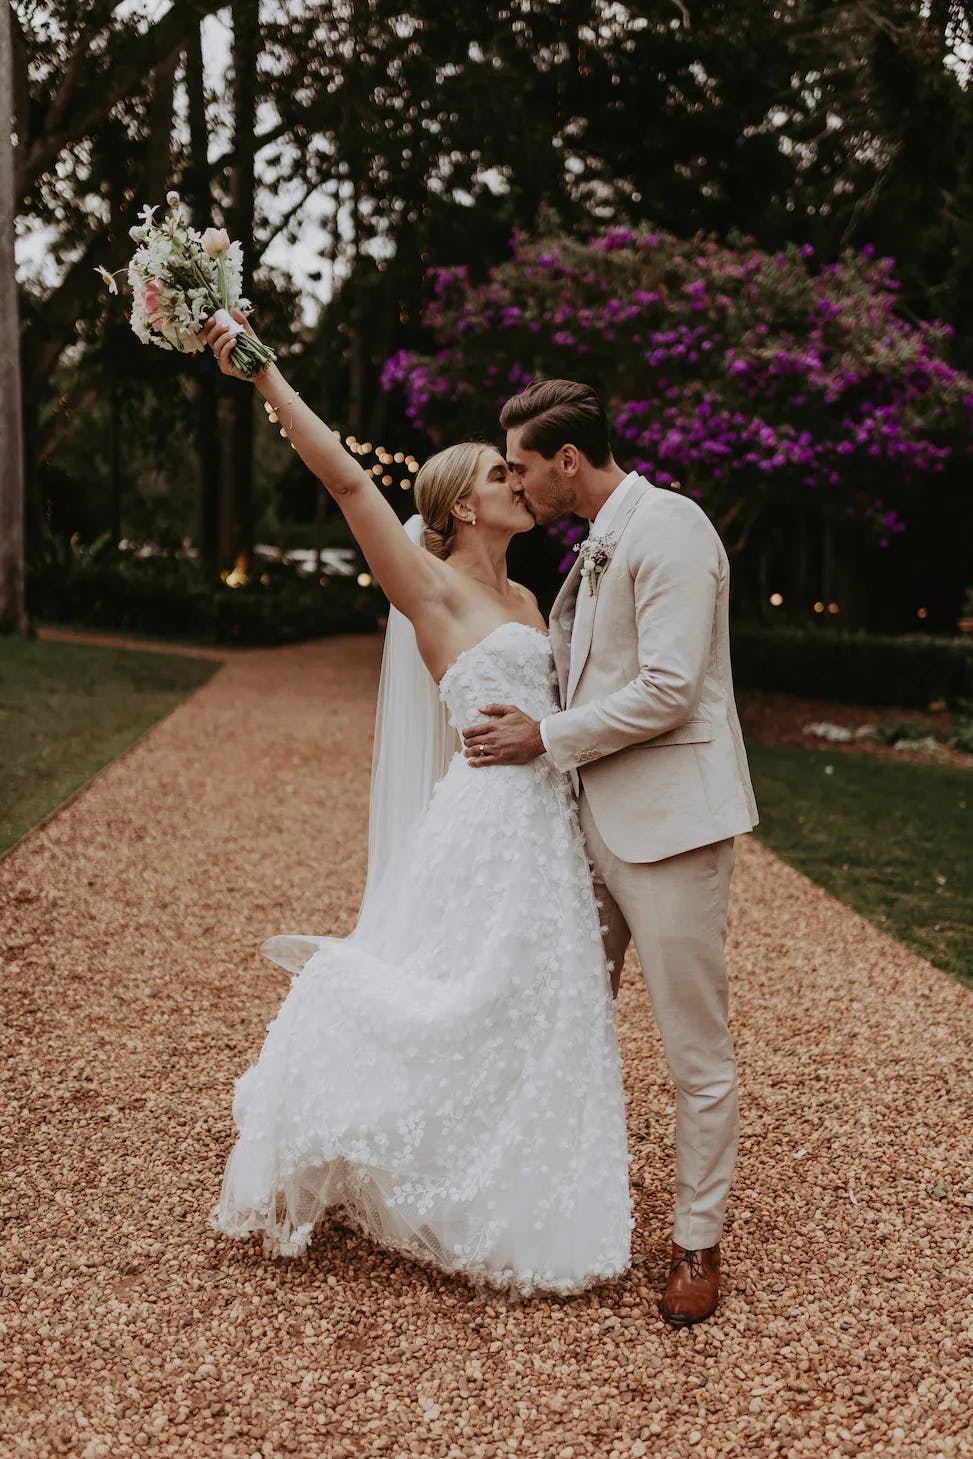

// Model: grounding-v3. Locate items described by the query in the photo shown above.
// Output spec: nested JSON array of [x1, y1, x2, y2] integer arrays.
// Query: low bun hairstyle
[[413, 441, 486, 559]]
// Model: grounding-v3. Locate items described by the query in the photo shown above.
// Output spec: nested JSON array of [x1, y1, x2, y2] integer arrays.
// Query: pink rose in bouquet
[[141, 278, 162, 322]]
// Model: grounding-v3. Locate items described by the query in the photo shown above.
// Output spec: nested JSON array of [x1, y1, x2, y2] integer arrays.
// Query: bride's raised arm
[[204, 311, 445, 621]]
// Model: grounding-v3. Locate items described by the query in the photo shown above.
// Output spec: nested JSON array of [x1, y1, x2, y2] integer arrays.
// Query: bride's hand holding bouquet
[[203, 307, 266, 381]]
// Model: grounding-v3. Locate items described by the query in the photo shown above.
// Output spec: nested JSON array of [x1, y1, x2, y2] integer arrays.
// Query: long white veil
[[260, 515, 458, 973]]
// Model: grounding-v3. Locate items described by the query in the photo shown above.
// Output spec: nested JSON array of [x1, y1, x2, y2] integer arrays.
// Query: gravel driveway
[[2, 636, 971, 1459]]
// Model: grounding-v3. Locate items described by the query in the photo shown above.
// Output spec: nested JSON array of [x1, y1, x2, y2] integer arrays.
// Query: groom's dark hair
[[499, 379, 612, 467]]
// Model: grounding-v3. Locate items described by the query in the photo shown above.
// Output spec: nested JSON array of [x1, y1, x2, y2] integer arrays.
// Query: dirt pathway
[[2, 636, 970, 1459], [35, 625, 230, 660]]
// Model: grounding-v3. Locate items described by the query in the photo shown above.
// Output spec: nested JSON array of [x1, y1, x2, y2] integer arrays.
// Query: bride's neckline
[[437, 621, 550, 688]]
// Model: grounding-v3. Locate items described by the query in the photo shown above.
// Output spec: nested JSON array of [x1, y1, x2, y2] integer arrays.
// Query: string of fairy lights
[[340, 432, 421, 491], [220, 430, 421, 589], [341, 434, 420, 588]]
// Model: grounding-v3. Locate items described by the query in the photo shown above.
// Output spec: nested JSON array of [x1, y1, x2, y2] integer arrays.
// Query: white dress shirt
[[539, 472, 641, 752]]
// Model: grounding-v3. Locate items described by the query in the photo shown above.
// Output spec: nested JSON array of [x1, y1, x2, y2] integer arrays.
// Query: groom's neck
[[574, 462, 628, 522]]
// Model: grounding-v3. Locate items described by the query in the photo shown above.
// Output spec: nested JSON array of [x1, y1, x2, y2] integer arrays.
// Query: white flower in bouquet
[[96, 192, 275, 379]]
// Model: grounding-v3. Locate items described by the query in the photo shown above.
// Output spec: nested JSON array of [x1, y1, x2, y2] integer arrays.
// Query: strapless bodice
[[437, 621, 559, 733]]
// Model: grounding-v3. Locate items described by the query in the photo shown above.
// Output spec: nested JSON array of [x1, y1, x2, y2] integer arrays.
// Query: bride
[[203, 311, 633, 1298]]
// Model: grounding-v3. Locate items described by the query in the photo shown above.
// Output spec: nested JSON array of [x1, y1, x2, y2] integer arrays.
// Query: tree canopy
[[4, 0, 972, 630]]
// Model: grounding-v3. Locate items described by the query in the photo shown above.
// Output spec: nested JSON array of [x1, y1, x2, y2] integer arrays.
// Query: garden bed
[[737, 689, 973, 770]]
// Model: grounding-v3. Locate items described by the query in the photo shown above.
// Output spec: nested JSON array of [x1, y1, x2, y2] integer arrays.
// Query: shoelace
[[670, 1248, 709, 1281]]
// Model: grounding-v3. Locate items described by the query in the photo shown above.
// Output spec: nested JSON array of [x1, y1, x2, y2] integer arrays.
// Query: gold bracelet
[[263, 391, 300, 440]]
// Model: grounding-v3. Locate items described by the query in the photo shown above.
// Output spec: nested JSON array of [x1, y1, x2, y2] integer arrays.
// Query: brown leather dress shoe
[[657, 1241, 721, 1327]]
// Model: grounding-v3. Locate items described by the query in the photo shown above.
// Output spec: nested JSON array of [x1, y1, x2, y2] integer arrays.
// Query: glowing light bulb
[[813, 601, 824, 613], [917, 607, 929, 620], [357, 572, 372, 587], [827, 602, 839, 614], [769, 592, 783, 607]]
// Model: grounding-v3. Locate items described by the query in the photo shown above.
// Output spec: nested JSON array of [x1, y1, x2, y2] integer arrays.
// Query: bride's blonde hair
[[414, 441, 486, 559]]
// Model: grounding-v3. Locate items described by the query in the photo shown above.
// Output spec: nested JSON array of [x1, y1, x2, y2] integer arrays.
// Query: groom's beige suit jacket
[[543, 475, 758, 864]]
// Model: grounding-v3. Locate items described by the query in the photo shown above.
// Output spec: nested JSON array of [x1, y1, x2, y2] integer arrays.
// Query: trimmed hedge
[[27, 558, 973, 707], [730, 627, 973, 710], [27, 558, 384, 646]]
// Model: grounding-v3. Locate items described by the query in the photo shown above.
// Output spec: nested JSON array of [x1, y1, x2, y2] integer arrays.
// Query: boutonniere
[[578, 532, 617, 597]]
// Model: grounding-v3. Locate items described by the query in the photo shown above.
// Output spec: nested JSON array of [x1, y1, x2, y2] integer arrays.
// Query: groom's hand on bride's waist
[[462, 706, 545, 766]]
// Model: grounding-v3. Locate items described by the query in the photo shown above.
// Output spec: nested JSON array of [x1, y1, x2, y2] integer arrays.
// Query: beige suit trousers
[[578, 785, 739, 1251]]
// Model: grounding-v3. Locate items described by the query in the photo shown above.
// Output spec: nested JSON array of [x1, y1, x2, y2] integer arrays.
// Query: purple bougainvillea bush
[[382, 226, 973, 572]]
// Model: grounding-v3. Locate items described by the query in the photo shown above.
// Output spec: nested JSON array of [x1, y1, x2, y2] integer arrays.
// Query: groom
[[461, 378, 759, 1327]]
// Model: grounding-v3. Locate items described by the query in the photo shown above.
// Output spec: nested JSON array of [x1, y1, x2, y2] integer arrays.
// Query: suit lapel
[[565, 569, 596, 708], [549, 551, 584, 706], [564, 478, 652, 707]]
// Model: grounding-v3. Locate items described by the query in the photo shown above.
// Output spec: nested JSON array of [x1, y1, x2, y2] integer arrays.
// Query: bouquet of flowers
[[95, 191, 276, 378]]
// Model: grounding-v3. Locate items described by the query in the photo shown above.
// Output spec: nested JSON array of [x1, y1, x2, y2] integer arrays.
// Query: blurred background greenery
[[1, 0, 971, 653]]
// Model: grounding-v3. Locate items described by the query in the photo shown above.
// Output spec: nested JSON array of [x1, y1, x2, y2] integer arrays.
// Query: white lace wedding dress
[[209, 621, 633, 1298]]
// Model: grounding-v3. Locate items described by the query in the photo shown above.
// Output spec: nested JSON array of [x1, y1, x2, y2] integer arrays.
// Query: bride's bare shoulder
[[508, 580, 539, 607], [508, 581, 548, 629]]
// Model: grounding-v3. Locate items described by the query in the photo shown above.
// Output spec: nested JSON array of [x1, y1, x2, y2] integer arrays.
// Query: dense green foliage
[[27, 553, 384, 646], [749, 745, 972, 984], [730, 627, 973, 710], [0, 638, 219, 853]]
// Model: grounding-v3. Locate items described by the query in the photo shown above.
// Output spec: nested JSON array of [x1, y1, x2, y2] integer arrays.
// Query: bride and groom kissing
[[203, 311, 759, 1329]]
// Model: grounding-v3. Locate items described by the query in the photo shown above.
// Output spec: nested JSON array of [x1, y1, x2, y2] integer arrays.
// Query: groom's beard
[[548, 466, 577, 522], [527, 501, 564, 526], [516, 496, 543, 525], [521, 469, 574, 526]]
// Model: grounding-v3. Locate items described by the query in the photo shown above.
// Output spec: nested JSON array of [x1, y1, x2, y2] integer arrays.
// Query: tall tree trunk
[[223, 0, 260, 571], [314, 224, 340, 576], [109, 379, 122, 546], [367, 266, 395, 446], [185, 21, 222, 574], [345, 0, 366, 439], [143, 50, 178, 201], [822, 520, 835, 609], [0, 1, 28, 634], [347, 175, 365, 439]]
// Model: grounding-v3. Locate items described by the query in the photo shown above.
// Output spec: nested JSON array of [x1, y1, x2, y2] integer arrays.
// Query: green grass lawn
[[0, 638, 220, 856], [748, 745, 971, 986]]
